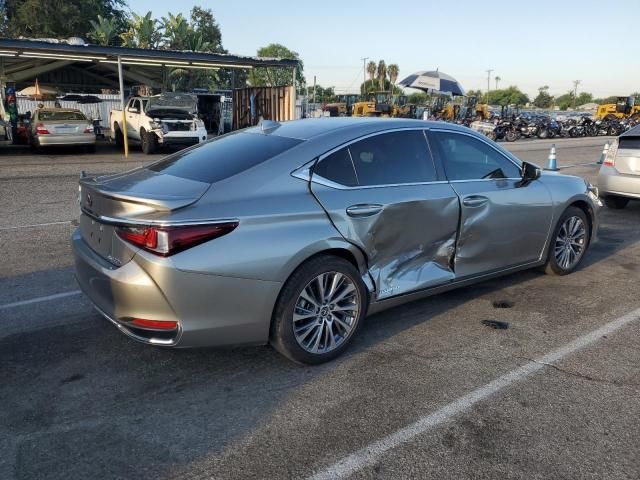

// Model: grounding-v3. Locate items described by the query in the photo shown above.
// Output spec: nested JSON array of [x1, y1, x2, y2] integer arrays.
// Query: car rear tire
[[544, 207, 590, 276], [603, 195, 629, 209], [141, 129, 157, 154], [270, 255, 367, 365]]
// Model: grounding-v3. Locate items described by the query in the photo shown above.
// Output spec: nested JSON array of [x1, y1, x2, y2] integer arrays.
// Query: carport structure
[[0, 38, 299, 155], [0, 38, 298, 91]]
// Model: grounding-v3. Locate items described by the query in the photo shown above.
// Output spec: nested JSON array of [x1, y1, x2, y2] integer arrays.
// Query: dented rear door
[[310, 129, 460, 300]]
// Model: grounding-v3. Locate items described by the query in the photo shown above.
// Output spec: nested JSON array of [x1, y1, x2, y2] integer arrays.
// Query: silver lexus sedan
[[73, 118, 599, 364]]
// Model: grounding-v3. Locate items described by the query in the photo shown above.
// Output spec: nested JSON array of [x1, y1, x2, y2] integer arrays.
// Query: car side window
[[313, 148, 358, 187], [348, 130, 437, 186], [430, 131, 521, 181]]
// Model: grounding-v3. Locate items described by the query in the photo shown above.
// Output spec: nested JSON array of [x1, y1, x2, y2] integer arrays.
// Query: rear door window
[[312, 130, 437, 187], [349, 130, 437, 186], [148, 132, 302, 183]]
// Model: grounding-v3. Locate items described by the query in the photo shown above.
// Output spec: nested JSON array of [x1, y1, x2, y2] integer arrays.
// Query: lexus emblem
[[86, 193, 93, 207]]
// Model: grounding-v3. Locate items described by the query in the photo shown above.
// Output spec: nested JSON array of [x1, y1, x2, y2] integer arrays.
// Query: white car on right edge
[[598, 124, 640, 209]]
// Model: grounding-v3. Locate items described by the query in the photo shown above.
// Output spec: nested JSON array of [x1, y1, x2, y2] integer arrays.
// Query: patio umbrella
[[398, 71, 465, 96], [18, 79, 57, 99]]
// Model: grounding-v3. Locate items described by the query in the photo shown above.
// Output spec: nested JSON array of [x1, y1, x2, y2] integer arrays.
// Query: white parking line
[[0, 220, 71, 231], [310, 306, 640, 480], [0, 290, 82, 310]]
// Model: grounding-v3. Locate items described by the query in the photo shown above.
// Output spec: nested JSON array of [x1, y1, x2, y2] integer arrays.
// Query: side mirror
[[520, 161, 541, 185]]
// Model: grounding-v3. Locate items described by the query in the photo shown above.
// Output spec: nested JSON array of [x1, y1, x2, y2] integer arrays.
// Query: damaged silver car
[[73, 118, 599, 364]]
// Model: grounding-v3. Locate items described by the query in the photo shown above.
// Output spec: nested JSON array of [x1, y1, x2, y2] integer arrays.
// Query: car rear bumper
[[598, 166, 640, 199], [71, 228, 281, 348], [36, 134, 96, 146]]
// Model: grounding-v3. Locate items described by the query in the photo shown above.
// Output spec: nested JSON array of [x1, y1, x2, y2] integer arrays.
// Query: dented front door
[[309, 129, 460, 300]]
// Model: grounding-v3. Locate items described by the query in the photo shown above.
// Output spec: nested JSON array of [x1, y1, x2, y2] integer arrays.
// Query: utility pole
[[313, 75, 317, 105], [573, 80, 581, 109], [485, 69, 493, 103], [361, 57, 368, 96]]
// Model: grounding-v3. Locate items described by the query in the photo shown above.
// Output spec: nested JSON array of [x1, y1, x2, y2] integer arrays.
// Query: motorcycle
[[495, 119, 520, 142], [564, 116, 597, 137], [594, 116, 624, 136]]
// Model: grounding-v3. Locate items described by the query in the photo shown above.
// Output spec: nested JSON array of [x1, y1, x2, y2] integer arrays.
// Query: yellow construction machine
[[596, 96, 640, 120]]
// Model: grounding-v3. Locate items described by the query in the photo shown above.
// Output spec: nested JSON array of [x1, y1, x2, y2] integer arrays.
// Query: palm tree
[[495, 76, 501, 90], [367, 61, 376, 91], [377, 60, 386, 91], [388, 64, 399, 92], [88, 15, 118, 46]]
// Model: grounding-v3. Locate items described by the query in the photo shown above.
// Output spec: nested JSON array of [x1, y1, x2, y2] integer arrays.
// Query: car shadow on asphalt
[[1, 203, 639, 479]]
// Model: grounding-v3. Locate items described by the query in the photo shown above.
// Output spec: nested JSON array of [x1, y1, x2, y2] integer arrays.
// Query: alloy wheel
[[554, 216, 586, 270], [292, 271, 360, 354]]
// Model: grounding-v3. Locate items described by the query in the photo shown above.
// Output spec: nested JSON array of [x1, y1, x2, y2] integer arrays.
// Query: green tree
[[88, 14, 119, 46], [593, 96, 618, 105], [120, 11, 162, 49], [486, 86, 529, 106], [189, 6, 223, 53], [377, 60, 387, 91], [251, 43, 304, 87], [407, 92, 428, 104], [387, 64, 399, 87], [306, 85, 335, 103], [533, 85, 553, 109], [576, 92, 593, 106], [161, 13, 191, 50], [1, 0, 127, 39], [554, 91, 575, 110], [466, 89, 483, 99], [366, 61, 376, 91]]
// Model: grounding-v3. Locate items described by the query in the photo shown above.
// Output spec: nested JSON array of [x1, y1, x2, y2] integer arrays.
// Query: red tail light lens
[[36, 123, 50, 134], [116, 222, 238, 256], [131, 318, 178, 330], [84, 125, 94, 133]]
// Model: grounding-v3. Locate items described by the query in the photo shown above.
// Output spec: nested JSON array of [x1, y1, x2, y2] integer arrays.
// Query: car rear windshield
[[148, 132, 303, 183], [39, 111, 87, 121]]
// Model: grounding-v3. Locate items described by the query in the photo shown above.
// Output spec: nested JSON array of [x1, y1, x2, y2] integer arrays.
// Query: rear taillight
[[84, 125, 94, 133], [603, 139, 618, 167], [36, 123, 50, 135], [116, 222, 238, 256], [131, 318, 178, 330]]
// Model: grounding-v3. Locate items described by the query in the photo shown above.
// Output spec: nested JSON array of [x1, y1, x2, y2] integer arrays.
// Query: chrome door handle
[[346, 204, 383, 217], [462, 196, 489, 207]]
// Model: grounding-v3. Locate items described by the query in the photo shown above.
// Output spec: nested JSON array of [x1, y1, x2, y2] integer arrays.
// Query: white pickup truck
[[110, 93, 207, 154]]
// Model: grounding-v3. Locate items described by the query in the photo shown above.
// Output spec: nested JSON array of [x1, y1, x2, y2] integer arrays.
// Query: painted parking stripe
[[0, 220, 71, 231], [0, 290, 82, 310], [310, 306, 640, 480]]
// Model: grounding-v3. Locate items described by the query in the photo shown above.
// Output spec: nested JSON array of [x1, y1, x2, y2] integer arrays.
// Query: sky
[[130, 0, 638, 99]]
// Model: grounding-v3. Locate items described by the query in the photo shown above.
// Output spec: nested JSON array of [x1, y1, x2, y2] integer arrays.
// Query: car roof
[[245, 117, 468, 140]]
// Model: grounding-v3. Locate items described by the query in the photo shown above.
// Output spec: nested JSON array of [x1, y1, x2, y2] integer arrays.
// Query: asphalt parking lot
[[1, 136, 639, 480]]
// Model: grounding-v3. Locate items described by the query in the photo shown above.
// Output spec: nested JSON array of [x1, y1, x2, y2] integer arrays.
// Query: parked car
[[109, 93, 207, 154], [73, 118, 600, 364], [29, 108, 95, 151], [598, 124, 640, 209]]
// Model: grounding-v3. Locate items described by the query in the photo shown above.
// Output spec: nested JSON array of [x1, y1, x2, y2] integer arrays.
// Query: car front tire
[[544, 206, 590, 276], [270, 255, 367, 365]]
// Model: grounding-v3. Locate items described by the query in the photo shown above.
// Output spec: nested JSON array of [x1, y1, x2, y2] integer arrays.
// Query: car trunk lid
[[41, 120, 88, 135], [79, 168, 210, 265]]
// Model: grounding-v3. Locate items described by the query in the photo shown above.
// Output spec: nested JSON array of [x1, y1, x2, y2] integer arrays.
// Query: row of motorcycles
[[472, 114, 638, 142]]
